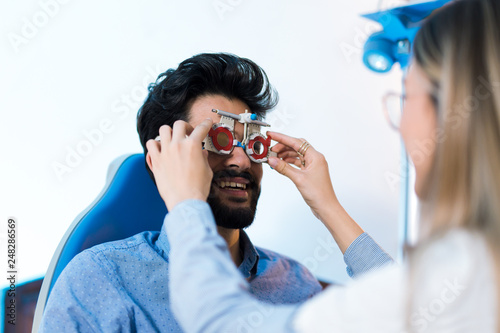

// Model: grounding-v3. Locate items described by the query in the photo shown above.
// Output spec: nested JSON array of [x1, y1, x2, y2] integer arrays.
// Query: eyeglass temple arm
[[211, 109, 271, 127]]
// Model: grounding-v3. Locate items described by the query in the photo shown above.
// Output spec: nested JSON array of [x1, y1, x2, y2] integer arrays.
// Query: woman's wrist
[[316, 200, 364, 254]]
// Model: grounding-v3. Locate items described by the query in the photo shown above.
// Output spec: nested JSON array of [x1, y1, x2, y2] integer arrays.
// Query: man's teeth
[[218, 181, 247, 189]]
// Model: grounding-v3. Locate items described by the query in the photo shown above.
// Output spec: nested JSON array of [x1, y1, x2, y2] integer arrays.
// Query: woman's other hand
[[146, 119, 213, 211]]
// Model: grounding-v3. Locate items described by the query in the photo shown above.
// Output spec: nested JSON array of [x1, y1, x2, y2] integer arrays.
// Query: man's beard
[[207, 170, 261, 230]]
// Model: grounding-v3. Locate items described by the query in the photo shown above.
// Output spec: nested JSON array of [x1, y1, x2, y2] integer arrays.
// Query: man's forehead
[[188, 95, 250, 126]]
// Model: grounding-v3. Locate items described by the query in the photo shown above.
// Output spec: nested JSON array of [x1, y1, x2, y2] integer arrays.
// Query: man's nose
[[225, 145, 252, 170]]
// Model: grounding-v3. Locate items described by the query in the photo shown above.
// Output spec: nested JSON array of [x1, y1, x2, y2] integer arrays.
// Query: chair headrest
[[50, 153, 167, 291]]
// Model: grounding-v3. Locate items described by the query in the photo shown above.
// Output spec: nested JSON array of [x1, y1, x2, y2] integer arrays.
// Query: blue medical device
[[362, 0, 453, 73]]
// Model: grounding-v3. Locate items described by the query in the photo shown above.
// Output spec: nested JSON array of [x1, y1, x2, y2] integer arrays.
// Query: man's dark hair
[[137, 52, 278, 179]]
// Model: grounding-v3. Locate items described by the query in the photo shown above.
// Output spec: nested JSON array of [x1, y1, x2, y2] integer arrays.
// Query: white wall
[[0, 0, 405, 289]]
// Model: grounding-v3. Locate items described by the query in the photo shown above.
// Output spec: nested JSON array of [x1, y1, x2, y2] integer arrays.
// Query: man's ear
[[146, 151, 153, 171]]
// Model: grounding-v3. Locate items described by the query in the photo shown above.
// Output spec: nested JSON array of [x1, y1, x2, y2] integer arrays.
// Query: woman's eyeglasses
[[382, 91, 406, 130]]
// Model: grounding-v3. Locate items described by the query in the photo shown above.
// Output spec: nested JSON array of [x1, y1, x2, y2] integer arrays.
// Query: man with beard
[[39, 53, 323, 332]]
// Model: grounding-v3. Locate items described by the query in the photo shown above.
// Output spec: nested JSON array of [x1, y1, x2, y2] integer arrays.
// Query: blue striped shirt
[[40, 200, 392, 332]]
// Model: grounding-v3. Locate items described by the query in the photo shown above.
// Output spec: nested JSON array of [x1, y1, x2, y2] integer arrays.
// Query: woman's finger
[[268, 131, 316, 167], [277, 150, 301, 160], [271, 143, 296, 155], [282, 157, 304, 168], [172, 120, 191, 141], [190, 119, 213, 142], [268, 156, 301, 179], [146, 139, 160, 156], [158, 125, 173, 149], [267, 131, 307, 152]]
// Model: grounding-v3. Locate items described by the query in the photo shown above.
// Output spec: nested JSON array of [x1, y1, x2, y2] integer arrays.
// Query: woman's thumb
[[269, 157, 297, 179]]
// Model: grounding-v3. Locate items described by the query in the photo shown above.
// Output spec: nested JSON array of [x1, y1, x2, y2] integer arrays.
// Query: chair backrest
[[32, 153, 167, 332]]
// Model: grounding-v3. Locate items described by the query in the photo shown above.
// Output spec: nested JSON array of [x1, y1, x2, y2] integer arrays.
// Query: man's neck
[[216, 226, 242, 267]]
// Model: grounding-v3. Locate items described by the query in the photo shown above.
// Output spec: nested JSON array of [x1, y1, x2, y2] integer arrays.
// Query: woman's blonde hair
[[411, 0, 500, 329]]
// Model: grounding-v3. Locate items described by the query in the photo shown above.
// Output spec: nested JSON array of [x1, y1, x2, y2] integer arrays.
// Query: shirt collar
[[156, 223, 171, 260], [156, 225, 259, 278], [238, 230, 259, 278]]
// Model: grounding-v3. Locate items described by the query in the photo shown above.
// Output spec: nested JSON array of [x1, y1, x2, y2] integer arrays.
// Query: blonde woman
[[146, 0, 499, 331]]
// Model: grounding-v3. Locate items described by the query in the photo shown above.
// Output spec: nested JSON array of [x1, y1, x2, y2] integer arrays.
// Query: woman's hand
[[146, 119, 213, 211], [267, 131, 364, 253], [267, 131, 339, 221]]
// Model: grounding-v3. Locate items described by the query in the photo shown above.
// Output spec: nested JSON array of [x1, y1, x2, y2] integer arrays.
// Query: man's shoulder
[[255, 246, 308, 265], [85, 230, 161, 255], [254, 246, 317, 280], [42, 231, 181, 332], [255, 246, 295, 262], [64, 230, 164, 272], [252, 246, 322, 302]]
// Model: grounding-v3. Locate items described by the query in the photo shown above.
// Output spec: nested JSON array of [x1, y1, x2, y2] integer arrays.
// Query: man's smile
[[217, 177, 249, 189], [213, 178, 250, 198], [211, 172, 255, 201]]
